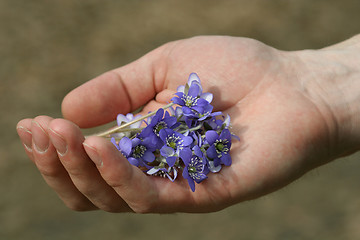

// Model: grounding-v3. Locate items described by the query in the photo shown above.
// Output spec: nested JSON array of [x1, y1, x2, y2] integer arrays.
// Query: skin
[[16, 35, 360, 213]]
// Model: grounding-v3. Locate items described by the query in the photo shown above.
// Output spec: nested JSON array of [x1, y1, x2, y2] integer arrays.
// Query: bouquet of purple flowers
[[101, 73, 238, 192]]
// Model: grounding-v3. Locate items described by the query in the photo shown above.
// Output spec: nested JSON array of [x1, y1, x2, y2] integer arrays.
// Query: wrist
[[293, 35, 360, 157]]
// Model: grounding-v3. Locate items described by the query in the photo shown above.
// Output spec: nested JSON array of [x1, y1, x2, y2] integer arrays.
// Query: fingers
[[48, 119, 132, 212], [61, 46, 168, 128], [22, 116, 97, 211], [83, 136, 163, 213], [16, 118, 34, 162]]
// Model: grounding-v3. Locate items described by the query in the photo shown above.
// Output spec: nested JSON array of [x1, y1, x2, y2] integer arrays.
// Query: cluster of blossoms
[[109, 73, 238, 192]]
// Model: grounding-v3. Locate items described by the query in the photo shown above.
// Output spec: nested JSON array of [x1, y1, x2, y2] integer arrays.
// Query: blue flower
[[141, 108, 178, 148], [171, 73, 213, 114], [113, 136, 156, 167], [159, 128, 193, 167], [180, 146, 209, 192], [205, 129, 232, 166]]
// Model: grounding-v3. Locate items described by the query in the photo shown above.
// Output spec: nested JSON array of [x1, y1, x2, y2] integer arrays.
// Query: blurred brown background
[[1, 0, 360, 239]]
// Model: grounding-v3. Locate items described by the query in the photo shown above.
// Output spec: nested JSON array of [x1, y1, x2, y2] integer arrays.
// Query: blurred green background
[[1, 0, 360, 239]]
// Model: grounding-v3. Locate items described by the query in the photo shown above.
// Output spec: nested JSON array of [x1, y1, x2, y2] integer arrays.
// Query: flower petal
[[142, 151, 155, 163], [193, 145, 203, 158], [188, 83, 200, 97], [160, 146, 174, 157], [182, 136, 193, 147], [131, 137, 141, 147], [221, 154, 232, 166], [206, 145, 218, 159], [179, 148, 192, 165], [166, 156, 177, 167], [220, 129, 232, 142], [176, 85, 185, 93], [110, 137, 120, 151], [116, 114, 129, 126], [147, 167, 160, 175], [128, 157, 140, 167], [166, 168, 178, 182], [208, 160, 222, 173], [200, 92, 213, 103], [188, 72, 200, 85], [119, 137, 132, 156], [187, 178, 196, 192], [205, 130, 218, 145], [196, 98, 210, 106]]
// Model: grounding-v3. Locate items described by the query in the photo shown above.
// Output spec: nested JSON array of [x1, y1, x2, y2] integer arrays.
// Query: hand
[[16, 36, 360, 213]]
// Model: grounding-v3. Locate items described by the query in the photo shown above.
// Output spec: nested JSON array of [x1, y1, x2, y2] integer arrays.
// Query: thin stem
[[91, 102, 175, 137]]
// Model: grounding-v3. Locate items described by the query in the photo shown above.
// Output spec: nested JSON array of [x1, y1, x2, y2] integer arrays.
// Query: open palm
[[17, 36, 334, 213]]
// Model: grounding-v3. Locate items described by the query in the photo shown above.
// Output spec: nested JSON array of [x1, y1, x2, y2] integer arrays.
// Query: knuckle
[[36, 162, 63, 179]]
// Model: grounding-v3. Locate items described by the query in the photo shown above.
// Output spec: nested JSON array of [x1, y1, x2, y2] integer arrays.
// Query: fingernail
[[49, 128, 68, 156], [83, 143, 103, 167], [32, 120, 49, 153], [16, 126, 33, 152]]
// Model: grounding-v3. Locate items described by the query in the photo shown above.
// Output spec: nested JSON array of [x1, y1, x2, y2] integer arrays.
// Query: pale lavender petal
[[160, 146, 174, 157], [224, 114, 231, 127], [200, 92, 213, 103], [166, 168, 178, 182], [188, 73, 200, 85], [147, 167, 160, 175], [208, 160, 222, 173], [119, 137, 132, 156], [176, 85, 185, 93], [116, 114, 129, 126]]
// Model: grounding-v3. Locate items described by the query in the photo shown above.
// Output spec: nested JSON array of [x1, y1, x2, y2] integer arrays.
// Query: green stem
[[90, 102, 175, 137]]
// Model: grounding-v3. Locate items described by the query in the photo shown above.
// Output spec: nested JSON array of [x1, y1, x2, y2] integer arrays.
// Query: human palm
[[17, 36, 333, 213]]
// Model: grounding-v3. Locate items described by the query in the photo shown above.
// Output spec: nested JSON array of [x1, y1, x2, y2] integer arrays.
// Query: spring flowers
[[103, 73, 238, 192]]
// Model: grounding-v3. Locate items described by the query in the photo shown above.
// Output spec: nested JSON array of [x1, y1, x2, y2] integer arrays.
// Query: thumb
[[61, 47, 167, 128]]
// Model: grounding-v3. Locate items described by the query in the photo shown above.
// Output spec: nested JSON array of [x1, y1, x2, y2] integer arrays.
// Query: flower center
[[188, 166, 197, 173], [216, 142, 224, 152], [154, 121, 167, 136], [166, 134, 183, 150], [132, 145, 146, 158], [214, 139, 229, 156], [182, 95, 198, 107]]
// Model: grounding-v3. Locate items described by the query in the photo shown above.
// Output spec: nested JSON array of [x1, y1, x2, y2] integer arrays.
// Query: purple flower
[[141, 108, 178, 148], [180, 146, 209, 192], [205, 129, 232, 166], [171, 73, 213, 113], [115, 136, 156, 167], [159, 128, 193, 167]]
